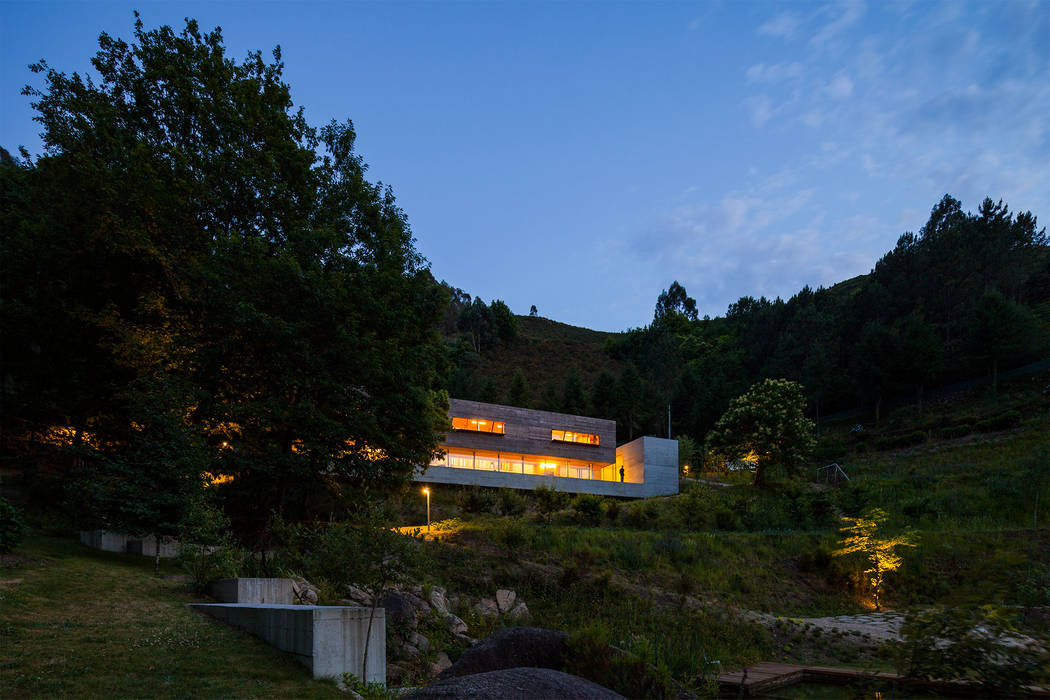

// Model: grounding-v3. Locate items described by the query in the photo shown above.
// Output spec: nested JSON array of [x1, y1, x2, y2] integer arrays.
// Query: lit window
[[551, 429, 599, 445], [451, 416, 506, 434]]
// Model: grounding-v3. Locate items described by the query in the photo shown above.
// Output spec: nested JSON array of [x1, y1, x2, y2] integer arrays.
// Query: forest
[[444, 194, 1049, 452]]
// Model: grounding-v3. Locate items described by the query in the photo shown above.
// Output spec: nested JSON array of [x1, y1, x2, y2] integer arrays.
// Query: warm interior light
[[422, 488, 429, 495]]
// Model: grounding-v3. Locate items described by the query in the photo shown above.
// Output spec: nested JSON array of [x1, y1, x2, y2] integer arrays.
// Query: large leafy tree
[[705, 378, 815, 486], [4, 15, 449, 533]]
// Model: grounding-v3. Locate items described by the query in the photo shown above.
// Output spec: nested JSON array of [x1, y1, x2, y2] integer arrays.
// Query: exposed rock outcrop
[[440, 626, 569, 679]]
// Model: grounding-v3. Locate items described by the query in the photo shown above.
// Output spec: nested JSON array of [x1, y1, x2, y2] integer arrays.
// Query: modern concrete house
[[416, 398, 678, 498]]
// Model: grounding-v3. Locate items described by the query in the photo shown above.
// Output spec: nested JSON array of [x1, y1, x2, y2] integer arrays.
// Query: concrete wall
[[208, 578, 294, 605], [191, 604, 385, 686], [126, 535, 178, 558], [80, 531, 179, 558], [80, 530, 130, 553]]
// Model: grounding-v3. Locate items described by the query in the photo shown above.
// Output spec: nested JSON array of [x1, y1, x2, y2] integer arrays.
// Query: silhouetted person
[[619, 465, 625, 483]]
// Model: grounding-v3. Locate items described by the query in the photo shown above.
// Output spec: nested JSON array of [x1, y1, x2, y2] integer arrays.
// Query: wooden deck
[[717, 662, 1050, 697]]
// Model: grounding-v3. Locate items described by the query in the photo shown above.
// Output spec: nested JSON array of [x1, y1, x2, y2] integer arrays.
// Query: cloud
[[825, 72, 854, 99], [758, 12, 801, 38], [746, 61, 804, 83], [811, 0, 865, 46], [745, 95, 777, 126]]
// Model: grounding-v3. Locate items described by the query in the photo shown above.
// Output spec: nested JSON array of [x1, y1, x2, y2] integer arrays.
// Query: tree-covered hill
[[443, 195, 1049, 450]]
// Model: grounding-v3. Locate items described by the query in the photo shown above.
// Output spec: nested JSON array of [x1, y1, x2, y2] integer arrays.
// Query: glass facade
[[430, 448, 617, 482]]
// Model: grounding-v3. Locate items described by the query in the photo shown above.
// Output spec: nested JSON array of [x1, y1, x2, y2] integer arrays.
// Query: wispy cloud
[[746, 61, 804, 83], [758, 12, 801, 39], [810, 0, 865, 47]]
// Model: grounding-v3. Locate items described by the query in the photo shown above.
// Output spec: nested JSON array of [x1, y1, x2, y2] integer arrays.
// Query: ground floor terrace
[[415, 435, 679, 498]]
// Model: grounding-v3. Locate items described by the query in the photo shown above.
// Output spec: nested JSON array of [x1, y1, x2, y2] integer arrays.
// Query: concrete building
[[416, 398, 678, 498]]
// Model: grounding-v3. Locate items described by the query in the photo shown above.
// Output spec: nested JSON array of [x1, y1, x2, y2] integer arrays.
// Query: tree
[[458, 297, 493, 354], [8, 16, 449, 534], [705, 378, 815, 486], [561, 368, 587, 415], [589, 370, 617, 420], [655, 281, 698, 322], [616, 364, 644, 441], [529, 304, 538, 317], [506, 369, 532, 408], [965, 290, 1041, 393], [833, 508, 915, 611], [490, 299, 518, 343]]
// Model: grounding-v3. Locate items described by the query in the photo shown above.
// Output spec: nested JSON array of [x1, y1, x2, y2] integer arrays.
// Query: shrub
[[975, 410, 1022, 433], [603, 498, 621, 522], [498, 488, 527, 516], [457, 485, 496, 513], [936, 424, 973, 440], [874, 431, 927, 450], [0, 497, 28, 554], [572, 494, 604, 525], [177, 496, 240, 593], [894, 606, 1050, 693], [534, 484, 569, 522], [622, 501, 657, 529]]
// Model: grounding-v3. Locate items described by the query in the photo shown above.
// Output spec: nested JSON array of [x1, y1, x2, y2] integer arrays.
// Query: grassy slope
[[0, 537, 343, 699]]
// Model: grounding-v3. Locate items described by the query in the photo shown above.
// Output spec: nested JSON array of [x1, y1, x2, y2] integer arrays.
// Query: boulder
[[387, 662, 410, 685], [383, 592, 420, 629], [473, 598, 499, 618], [402, 667, 626, 699], [496, 588, 516, 613], [440, 626, 569, 679], [429, 586, 450, 614], [291, 577, 319, 605], [409, 631, 430, 654], [345, 584, 374, 606], [428, 651, 452, 677], [443, 612, 468, 635], [506, 601, 530, 621]]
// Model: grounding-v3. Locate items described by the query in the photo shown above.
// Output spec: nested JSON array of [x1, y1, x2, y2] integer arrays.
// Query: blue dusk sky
[[3, 1, 1048, 331]]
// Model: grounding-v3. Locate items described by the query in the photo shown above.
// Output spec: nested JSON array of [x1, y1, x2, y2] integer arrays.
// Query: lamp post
[[423, 488, 431, 532]]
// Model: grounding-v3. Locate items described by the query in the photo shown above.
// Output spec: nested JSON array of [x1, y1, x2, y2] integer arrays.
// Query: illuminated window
[[451, 416, 506, 434], [551, 429, 599, 445]]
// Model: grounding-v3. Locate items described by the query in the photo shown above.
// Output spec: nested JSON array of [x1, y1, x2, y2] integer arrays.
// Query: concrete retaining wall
[[79, 530, 178, 558], [191, 603, 385, 686], [208, 578, 294, 605]]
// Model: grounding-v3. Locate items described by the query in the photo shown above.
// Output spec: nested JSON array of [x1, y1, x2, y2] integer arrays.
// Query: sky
[[3, 1, 1048, 332]]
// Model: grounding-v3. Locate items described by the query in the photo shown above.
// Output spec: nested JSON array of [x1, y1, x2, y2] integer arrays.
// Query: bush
[[975, 410, 1022, 433], [894, 606, 1050, 693], [457, 485, 497, 514], [874, 431, 927, 450], [534, 484, 569, 522], [498, 488, 527, 516], [177, 497, 240, 593], [713, 506, 741, 531], [622, 501, 657, 529], [936, 424, 973, 440], [572, 494, 603, 525], [0, 497, 28, 554], [603, 499, 621, 522]]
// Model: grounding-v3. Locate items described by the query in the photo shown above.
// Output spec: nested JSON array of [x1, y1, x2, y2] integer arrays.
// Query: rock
[[345, 584, 374, 606], [443, 612, 468, 635], [404, 592, 432, 614], [382, 592, 420, 629], [387, 661, 410, 684], [506, 601, 530, 621], [454, 632, 477, 646], [440, 626, 569, 679], [291, 577, 319, 605], [428, 651, 452, 676], [429, 586, 450, 614], [473, 598, 499, 618], [409, 631, 430, 654], [401, 642, 420, 657], [496, 588, 516, 613], [402, 667, 626, 699]]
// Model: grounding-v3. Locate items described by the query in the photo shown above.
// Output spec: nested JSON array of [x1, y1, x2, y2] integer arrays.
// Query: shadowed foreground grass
[[0, 536, 343, 699]]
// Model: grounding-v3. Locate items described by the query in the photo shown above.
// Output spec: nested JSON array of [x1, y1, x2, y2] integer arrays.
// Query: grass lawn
[[0, 536, 344, 699]]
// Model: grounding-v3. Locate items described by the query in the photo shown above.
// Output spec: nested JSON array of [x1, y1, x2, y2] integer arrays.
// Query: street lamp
[[422, 488, 431, 532]]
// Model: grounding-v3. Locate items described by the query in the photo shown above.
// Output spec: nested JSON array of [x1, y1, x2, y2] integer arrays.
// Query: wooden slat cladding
[[443, 398, 616, 464]]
